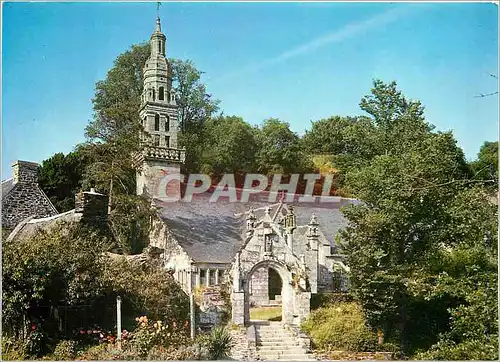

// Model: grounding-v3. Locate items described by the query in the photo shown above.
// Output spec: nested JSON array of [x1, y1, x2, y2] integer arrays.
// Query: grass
[[250, 306, 282, 321]]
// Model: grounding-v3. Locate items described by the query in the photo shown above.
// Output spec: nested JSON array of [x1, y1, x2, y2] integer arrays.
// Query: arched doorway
[[243, 259, 295, 325], [248, 266, 283, 322]]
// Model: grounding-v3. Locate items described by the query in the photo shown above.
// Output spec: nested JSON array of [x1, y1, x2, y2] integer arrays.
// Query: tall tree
[[256, 118, 312, 175], [82, 43, 219, 253], [470, 141, 498, 188], [339, 80, 481, 354], [200, 115, 258, 175], [38, 150, 88, 212]]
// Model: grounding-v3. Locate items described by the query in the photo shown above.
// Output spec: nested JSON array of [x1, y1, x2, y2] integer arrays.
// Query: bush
[[2, 337, 26, 360], [202, 326, 234, 360], [310, 292, 353, 309], [127, 315, 190, 358], [53, 340, 77, 360], [415, 336, 499, 360], [147, 344, 208, 360], [301, 302, 377, 352]]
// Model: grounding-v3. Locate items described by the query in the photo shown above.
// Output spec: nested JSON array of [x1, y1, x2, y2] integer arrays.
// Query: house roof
[[155, 193, 359, 264], [1, 178, 15, 200], [6, 210, 83, 242]]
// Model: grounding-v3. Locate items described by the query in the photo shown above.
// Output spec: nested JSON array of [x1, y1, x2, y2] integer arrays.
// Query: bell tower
[[135, 15, 185, 199]]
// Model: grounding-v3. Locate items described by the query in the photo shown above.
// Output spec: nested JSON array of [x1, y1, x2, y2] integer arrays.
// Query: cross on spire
[[156, 1, 161, 17]]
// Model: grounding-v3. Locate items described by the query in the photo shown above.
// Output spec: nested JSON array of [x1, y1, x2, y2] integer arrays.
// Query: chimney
[[12, 160, 39, 184], [75, 188, 109, 223]]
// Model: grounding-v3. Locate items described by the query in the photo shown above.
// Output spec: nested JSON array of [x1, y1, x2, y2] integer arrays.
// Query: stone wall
[[249, 266, 269, 306], [149, 216, 193, 291], [2, 161, 58, 231]]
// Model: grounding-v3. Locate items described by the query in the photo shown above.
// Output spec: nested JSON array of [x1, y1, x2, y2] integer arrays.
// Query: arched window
[[165, 136, 170, 148], [159, 87, 165, 101], [165, 115, 170, 131], [154, 114, 160, 131]]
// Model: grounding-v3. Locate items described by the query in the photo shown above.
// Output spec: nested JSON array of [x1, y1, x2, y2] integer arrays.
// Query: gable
[[2, 182, 58, 230]]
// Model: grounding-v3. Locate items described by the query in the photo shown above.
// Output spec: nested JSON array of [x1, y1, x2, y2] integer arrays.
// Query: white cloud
[[217, 6, 412, 81]]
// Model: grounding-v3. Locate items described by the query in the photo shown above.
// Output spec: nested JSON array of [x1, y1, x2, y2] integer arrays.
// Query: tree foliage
[[256, 118, 312, 175], [38, 150, 88, 212], [2, 220, 189, 357], [338, 80, 497, 357]]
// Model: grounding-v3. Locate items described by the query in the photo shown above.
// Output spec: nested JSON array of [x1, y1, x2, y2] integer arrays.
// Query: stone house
[[2, 160, 58, 235], [6, 188, 110, 244]]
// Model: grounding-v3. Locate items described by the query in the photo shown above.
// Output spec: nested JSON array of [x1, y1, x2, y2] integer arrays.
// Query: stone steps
[[254, 322, 313, 361]]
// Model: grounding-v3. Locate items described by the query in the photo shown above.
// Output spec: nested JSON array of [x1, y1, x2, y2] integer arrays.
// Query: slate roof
[[2, 178, 15, 200], [156, 192, 359, 264]]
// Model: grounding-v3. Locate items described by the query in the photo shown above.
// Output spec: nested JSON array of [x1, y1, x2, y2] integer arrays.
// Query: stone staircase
[[254, 322, 315, 360]]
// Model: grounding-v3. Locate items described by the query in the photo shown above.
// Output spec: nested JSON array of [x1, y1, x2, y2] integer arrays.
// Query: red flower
[[31, 323, 36, 331]]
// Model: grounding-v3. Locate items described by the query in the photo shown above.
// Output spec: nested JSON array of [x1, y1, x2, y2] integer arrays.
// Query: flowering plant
[[128, 315, 189, 357]]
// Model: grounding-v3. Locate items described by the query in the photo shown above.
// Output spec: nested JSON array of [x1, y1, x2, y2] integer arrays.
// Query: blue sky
[[2, 2, 498, 179]]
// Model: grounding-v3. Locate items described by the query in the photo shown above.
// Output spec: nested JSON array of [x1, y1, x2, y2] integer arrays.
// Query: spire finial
[[155, 2, 162, 32]]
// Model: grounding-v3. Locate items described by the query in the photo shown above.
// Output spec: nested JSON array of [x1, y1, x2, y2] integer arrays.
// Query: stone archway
[[244, 259, 294, 325], [232, 257, 311, 326]]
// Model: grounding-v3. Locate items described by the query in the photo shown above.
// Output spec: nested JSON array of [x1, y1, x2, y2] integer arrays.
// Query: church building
[[136, 16, 352, 325]]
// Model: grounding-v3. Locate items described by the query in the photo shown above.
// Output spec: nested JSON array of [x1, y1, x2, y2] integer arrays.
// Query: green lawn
[[250, 306, 282, 321]]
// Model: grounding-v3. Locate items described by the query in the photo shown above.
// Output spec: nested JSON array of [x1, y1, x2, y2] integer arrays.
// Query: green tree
[[256, 118, 312, 175], [200, 115, 258, 175], [171, 59, 220, 173], [339, 80, 486, 355], [470, 141, 498, 187], [38, 150, 88, 212], [82, 43, 219, 252]]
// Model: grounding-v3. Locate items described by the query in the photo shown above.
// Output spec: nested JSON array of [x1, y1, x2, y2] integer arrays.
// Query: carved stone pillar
[[215, 269, 219, 285], [206, 268, 211, 287]]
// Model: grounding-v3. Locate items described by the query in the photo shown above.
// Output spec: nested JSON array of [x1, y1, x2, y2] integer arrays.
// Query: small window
[[159, 87, 164, 101], [165, 136, 170, 148], [152, 89, 156, 101], [154, 114, 160, 131], [165, 115, 170, 131], [154, 135, 160, 147], [143, 117, 146, 127]]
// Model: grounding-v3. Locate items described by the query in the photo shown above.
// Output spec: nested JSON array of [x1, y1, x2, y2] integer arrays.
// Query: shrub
[[127, 315, 190, 357], [301, 302, 377, 352], [53, 340, 77, 360], [310, 292, 353, 310], [2, 337, 26, 360], [203, 326, 234, 360], [76, 343, 110, 360], [147, 344, 208, 360], [415, 336, 499, 360]]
